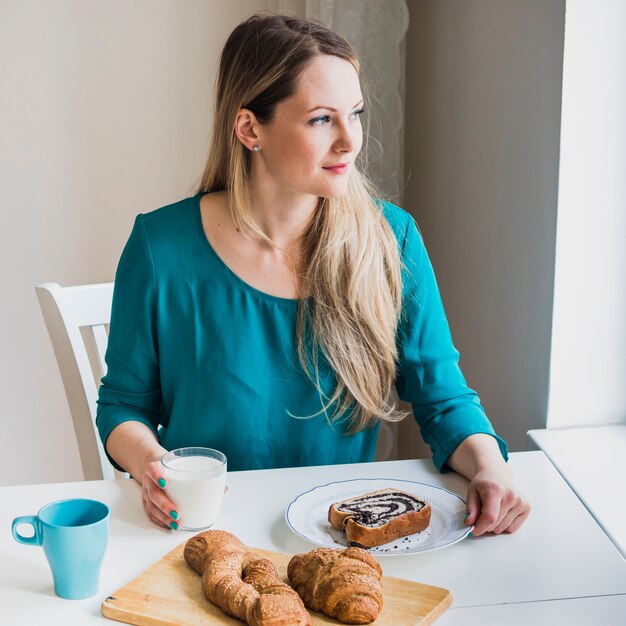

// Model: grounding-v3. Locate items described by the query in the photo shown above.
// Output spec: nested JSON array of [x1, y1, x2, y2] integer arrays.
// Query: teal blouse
[[96, 194, 507, 472]]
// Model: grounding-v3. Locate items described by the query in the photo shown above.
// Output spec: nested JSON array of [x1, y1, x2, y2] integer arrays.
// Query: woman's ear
[[234, 109, 262, 151]]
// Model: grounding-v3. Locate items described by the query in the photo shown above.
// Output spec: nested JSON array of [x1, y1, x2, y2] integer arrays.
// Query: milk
[[162, 453, 227, 530]]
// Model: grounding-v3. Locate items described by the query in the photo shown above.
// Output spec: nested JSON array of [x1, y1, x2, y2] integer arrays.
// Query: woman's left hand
[[464, 465, 531, 536]]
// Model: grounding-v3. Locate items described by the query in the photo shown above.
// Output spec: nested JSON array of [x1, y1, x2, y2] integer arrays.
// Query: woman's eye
[[351, 108, 365, 119], [310, 109, 364, 126], [310, 115, 331, 126]]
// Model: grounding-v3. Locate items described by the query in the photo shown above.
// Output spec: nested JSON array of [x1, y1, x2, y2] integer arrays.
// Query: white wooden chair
[[36, 282, 124, 480]]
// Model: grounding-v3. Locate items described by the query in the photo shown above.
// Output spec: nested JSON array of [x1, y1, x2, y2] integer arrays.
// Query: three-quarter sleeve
[[395, 215, 508, 471], [96, 215, 163, 470]]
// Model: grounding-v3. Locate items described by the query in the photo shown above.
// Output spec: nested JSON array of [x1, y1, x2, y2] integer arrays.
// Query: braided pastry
[[184, 530, 311, 626], [287, 547, 383, 624]]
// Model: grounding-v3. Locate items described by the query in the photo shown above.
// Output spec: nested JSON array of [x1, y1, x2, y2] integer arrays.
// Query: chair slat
[[92, 324, 109, 379]]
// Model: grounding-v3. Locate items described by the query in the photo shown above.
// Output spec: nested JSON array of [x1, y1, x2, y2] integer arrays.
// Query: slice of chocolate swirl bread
[[328, 488, 431, 548]]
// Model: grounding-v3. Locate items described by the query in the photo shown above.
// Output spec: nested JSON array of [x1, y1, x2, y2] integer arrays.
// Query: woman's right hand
[[140, 459, 180, 530], [105, 422, 180, 530]]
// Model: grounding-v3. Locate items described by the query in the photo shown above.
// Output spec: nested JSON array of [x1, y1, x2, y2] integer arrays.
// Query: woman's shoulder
[[117, 194, 204, 276], [137, 194, 198, 230], [129, 193, 201, 252], [376, 199, 419, 251], [377, 199, 412, 225]]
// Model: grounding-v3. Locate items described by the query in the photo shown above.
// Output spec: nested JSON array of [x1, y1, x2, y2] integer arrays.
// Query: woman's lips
[[323, 163, 350, 174]]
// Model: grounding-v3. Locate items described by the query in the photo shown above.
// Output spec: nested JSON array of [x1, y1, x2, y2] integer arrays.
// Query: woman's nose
[[333, 123, 357, 153]]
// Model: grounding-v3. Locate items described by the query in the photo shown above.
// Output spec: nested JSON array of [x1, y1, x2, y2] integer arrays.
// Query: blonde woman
[[97, 13, 530, 536]]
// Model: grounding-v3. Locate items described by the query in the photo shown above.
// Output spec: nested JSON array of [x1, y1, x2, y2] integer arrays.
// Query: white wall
[[547, 0, 626, 428], [0, 0, 269, 486], [401, 0, 566, 455]]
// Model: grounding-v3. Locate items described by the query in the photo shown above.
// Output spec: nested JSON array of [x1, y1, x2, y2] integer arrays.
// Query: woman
[[96, 13, 530, 535]]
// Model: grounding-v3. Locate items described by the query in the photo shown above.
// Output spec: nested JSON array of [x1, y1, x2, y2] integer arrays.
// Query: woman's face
[[252, 54, 364, 201]]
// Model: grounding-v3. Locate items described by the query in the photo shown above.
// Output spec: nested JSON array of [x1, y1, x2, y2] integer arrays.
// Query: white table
[[2, 452, 625, 625], [528, 425, 626, 558]]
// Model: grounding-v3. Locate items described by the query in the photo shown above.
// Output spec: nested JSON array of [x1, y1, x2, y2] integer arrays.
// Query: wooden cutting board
[[102, 540, 452, 626]]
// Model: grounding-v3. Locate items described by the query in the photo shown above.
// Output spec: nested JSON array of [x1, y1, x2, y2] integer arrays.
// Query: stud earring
[[252, 145, 261, 152]]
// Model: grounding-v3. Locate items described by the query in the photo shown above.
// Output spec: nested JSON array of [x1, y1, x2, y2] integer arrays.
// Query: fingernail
[[169, 510, 179, 520], [468, 532, 474, 537], [157, 478, 167, 488], [169, 521, 179, 531], [464, 513, 469, 521]]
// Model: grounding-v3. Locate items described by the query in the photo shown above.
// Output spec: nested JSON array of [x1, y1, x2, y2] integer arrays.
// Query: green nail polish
[[157, 478, 167, 488], [169, 510, 179, 520], [464, 513, 469, 521], [468, 532, 474, 537], [170, 521, 179, 531]]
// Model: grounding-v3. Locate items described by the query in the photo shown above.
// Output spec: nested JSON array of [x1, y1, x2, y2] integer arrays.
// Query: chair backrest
[[36, 282, 122, 480]]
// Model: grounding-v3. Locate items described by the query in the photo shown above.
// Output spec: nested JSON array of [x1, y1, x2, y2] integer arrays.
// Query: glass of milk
[[160, 447, 227, 531]]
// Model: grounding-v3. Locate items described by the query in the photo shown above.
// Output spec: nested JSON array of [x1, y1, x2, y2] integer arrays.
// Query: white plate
[[285, 478, 472, 556]]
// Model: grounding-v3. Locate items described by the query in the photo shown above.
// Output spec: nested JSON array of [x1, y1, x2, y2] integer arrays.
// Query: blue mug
[[12, 498, 110, 600]]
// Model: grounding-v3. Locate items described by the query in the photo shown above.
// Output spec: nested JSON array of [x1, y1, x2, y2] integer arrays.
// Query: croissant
[[287, 547, 383, 624], [184, 530, 311, 626]]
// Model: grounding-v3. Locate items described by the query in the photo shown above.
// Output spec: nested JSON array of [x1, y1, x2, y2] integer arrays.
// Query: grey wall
[[400, 0, 566, 454]]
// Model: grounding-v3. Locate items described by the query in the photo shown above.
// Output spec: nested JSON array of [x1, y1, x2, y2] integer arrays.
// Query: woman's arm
[[95, 216, 178, 529], [106, 421, 179, 530], [106, 421, 165, 479], [96, 215, 163, 473], [447, 433, 530, 535]]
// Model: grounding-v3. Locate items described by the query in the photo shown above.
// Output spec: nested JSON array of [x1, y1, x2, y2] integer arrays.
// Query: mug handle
[[12, 516, 42, 546]]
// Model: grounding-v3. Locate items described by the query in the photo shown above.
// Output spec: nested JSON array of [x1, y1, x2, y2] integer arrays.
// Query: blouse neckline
[[193, 192, 301, 306]]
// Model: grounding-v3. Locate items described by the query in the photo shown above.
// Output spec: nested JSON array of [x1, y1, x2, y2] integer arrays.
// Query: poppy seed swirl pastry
[[328, 488, 431, 548]]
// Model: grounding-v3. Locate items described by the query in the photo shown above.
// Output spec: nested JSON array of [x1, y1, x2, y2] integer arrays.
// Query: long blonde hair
[[197, 13, 407, 431]]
